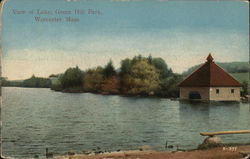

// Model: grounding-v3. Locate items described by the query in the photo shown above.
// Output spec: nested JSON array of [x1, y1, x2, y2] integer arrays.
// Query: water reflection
[[179, 101, 210, 126], [178, 101, 242, 148], [179, 101, 240, 131]]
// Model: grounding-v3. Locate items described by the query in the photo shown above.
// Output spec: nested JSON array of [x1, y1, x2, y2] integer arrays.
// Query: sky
[[1, 0, 249, 80]]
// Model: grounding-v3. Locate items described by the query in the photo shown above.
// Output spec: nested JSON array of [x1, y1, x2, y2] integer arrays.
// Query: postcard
[[0, 0, 249, 158]]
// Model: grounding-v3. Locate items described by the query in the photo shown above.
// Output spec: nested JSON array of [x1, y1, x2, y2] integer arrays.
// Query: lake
[[2, 87, 250, 158]]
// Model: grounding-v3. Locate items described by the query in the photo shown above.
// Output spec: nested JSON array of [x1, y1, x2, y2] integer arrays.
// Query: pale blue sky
[[1, 0, 249, 80]]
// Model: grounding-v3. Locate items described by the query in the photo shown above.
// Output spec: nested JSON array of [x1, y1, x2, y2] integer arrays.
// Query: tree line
[[183, 61, 249, 76], [1, 75, 51, 88], [52, 55, 183, 97], [1, 55, 248, 97]]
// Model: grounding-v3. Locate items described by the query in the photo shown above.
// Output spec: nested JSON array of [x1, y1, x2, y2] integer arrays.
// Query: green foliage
[[182, 64, 202, 76], [84, 67, 104, 92], [241, 81, 249, 96], [131, 54, 144, 65], [103, 60, 116, 78], [157, 74, 183, 97], [2, 74, 51, 88], [122, 59, 160, 95], [0, 77, 8, 81], [60, 66, 84, 88], [49, 74, 59, 78], [120, 58, 132, 77], [119, 55, 178, 97], [231, 73, 249, 84], [147, 54, 153, 64], [4, 54, 181, 98], [1, 77, 24, 87], [183, 62, 249, 76], [119, 55, 176, 96], [218, 62, 249, 73], [0, 77, 8, 86], [151, 57, 173, 79], [102, 75, 121, 94], [50, 75, 63, 91], [22, 75, 51, 88]]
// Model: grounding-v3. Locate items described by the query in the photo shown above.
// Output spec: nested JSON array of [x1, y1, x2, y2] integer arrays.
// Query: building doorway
[[189, 91, 201, 99]]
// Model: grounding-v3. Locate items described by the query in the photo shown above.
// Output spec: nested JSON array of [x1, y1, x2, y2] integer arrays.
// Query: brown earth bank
[[54, 145, 250, 159]]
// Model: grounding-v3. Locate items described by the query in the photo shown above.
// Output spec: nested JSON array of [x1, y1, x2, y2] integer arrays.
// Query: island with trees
[[49, 55, 182, 98]]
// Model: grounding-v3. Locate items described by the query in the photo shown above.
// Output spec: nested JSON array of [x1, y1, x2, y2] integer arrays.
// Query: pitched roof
[[179, 54, 241, 87]]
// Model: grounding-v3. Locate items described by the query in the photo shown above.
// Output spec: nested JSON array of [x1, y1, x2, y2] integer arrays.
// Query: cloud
[[2, 28, 248, 80]]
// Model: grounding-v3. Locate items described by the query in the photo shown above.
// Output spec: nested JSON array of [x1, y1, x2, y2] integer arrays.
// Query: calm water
[[2, 87, 250, 158]]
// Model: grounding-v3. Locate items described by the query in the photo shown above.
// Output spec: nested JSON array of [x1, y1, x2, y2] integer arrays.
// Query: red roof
[[179, 54, 241, 87]]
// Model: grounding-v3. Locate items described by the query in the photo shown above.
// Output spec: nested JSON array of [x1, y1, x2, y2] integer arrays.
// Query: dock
[[200, 130, 250, 136]]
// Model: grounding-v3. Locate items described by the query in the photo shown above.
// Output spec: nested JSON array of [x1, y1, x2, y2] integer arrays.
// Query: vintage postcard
[[0, 0, 249, 158]]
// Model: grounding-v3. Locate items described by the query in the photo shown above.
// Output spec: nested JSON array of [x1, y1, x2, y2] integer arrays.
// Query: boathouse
[[179, 54, 241, 101]]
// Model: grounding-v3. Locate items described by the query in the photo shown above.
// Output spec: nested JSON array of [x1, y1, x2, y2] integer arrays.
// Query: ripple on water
[[2, 87, 250, 158]]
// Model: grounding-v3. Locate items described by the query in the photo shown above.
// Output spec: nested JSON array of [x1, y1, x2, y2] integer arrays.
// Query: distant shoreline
[[2, 86, 249, 103]]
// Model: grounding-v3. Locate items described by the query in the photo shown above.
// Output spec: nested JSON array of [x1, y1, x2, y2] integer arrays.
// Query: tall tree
[[103, 60, 116, 78], [84, 67, 104, 92], [102, 75, 121, 94], [120, 58, 132, 77], [60, 66, 83, 88], [122, 60, 160, 95], [147, 54, 153, 64], [152, 58, 173, 79]]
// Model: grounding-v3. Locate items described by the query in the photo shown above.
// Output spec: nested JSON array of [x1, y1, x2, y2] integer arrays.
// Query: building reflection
[[178, 100, 240, 131]]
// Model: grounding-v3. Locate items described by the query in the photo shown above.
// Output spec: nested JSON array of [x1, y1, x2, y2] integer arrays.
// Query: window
[[216, 89, 219, 94], [231, 89, 234, 93]]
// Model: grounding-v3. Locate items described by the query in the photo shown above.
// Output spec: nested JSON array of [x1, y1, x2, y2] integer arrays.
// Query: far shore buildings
[[179, 54, 241, 102]]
